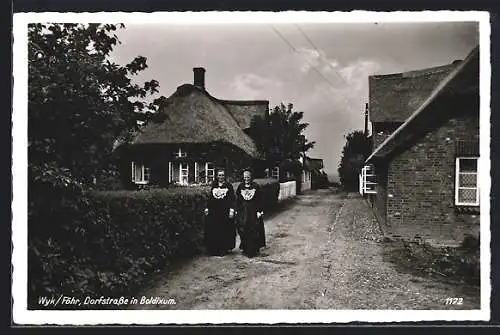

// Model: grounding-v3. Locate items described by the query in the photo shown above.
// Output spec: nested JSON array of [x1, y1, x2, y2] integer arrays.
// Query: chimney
[[364, 103, 369, 137], [193, 67, 206, 89]]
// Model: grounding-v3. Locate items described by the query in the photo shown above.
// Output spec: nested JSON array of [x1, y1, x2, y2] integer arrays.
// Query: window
[[271, 166, 279, 179], [205, 162, 215, 184], [455, 157, 479, 206], [131, 161, 150, 184], [360, 164, 376, 194], [174, 148, 187, 158], [179, 163, 189, 185]]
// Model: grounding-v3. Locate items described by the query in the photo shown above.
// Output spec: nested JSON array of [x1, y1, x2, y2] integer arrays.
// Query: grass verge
[[382, 235, 480, 287]]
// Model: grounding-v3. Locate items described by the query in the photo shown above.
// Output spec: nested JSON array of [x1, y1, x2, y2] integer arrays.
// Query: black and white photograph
[[12, 11, 491, 324]]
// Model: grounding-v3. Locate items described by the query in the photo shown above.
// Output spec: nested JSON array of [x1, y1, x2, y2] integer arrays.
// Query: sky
[[109, 21, 479, 180]]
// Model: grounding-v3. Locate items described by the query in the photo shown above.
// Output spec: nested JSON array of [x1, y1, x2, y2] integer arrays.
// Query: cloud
[[229, 73, 284, 100], [338, 59, 381, 90], [296, 56, 382, 118]]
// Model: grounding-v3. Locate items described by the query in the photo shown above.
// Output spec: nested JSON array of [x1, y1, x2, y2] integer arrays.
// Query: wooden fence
[[278, 181, 296, 201]]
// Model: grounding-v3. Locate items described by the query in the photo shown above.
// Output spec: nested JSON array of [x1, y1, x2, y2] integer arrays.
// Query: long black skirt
[[204, 212, 236, 255], [237, 210, 266, 257]]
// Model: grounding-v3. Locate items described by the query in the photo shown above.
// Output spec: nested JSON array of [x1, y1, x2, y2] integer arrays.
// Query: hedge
[[28, 187, 209, 309], [232, 178, 280, 212], [28, 178, 280, 309]]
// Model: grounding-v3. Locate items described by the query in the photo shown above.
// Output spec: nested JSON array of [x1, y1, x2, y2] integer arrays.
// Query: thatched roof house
[[361, 46, 480, 246], [122, 67, 269, 188], [368, 61, 460, 150], [132, 84, 261, 158]]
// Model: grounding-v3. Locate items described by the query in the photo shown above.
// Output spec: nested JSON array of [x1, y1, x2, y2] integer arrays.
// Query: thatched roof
[[366, 46, 479, 163], [369, 62, 460, 123], [220, 100, 269, 129], [131, 84, 260, 157]]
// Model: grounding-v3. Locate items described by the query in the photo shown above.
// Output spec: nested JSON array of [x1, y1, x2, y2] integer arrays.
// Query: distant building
[[121, 67, 269, 188], [299, 156, 325, 192], [360, 46, 480, 245]]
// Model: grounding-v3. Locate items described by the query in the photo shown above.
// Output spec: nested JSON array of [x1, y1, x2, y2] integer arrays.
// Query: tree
[[337, 130, 372, 191], [247, 102, 315, 179], [28, 23, 165, 185]]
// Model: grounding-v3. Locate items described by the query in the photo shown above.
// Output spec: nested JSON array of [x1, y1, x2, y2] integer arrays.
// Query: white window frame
[[168, 161, 172, 183], [361, 164, 377, 194], [174, 148, 187, 158], [455, 157, 479, 206], [131, 161, 150, 184], [359, 172, 363, 195], [271, 166, 279, 179], [179, 163, 189, 185], [194, 162, 199, 183], [205, 162, 215, 184]]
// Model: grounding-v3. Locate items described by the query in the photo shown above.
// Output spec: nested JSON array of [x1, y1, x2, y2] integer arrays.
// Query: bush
[[28, 186, 210, 309], [29, 178, 281, 309]]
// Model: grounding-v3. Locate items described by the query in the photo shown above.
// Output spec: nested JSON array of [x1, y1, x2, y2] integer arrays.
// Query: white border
[[12, 11, 491, 325]]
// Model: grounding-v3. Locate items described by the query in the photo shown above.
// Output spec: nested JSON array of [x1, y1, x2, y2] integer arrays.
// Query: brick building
[[360, 46, 480, 245]]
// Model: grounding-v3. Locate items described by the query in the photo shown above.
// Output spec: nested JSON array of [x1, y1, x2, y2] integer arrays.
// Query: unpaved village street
[[132, 189, 480, 310]]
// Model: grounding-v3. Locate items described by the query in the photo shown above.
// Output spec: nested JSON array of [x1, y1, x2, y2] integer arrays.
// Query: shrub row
[[28, 178, 280, 309], [29, 187, 209, 309]]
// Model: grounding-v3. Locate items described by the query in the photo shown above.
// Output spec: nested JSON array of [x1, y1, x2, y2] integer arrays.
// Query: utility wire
[[269, 25, 340, 91], [268, 24, 360, 114], [295, 23, 365, 112], [294, 24, 350, 87]]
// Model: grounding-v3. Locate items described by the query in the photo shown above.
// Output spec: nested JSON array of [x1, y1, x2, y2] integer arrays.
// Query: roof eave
[[365, 46, 479, 165]]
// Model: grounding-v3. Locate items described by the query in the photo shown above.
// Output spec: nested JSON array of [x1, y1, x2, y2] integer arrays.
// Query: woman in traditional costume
[[235, 169, 265, 258], [204, 169, 236, 256]]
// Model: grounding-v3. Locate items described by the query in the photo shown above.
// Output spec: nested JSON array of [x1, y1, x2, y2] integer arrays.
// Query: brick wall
[[373, 133, 390, 151], [371, 162, 389, 229], [385, 112, 480, 243], [372, 122, 402, 152]]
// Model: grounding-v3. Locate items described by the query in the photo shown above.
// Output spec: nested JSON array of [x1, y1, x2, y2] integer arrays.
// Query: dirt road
[[132, 189, 480, 310]]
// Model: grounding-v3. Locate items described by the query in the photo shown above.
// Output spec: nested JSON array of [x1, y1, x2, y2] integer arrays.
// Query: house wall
[[301, 170, 312, 192], [369, 161, 389, 228], [384, 107, 479, 244], [372, 122, 401, 151], [122, 143, 260, 189]]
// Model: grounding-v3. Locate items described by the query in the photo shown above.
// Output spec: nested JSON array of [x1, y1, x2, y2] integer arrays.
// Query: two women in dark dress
[[204, 168, 266, 258]]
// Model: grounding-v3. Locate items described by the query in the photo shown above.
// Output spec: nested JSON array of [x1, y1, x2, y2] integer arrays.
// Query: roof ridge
[[219, 99, 269, 105], [171, 84, 245, 130], [370, 62, 459, 80]]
